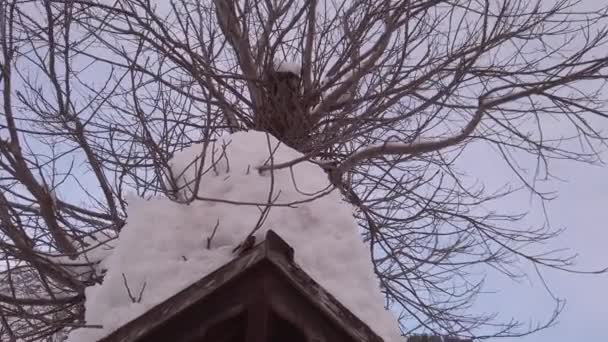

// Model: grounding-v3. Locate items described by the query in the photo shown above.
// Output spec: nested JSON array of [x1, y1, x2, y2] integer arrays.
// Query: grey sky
[[457, 136, 608, 341], [496, 159, 607, 342], [455, 0, 608, 338]]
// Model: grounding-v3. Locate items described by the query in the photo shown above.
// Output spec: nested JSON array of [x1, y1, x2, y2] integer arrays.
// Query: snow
[[65, 120, 77, 130], [66, 130, 401, 342], [50, 231, 116, 282], [337, 92, 353, 105], [274, 61, 301, 75]]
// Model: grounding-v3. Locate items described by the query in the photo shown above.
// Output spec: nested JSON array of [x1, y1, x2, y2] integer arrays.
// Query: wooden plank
[[265, 270, 354, 342], [265, 249, 384, 342], [244, 276, 271, 342]]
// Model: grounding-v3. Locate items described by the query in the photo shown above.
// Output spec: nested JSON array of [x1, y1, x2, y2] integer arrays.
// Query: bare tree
[[1, 0, 608, 340]]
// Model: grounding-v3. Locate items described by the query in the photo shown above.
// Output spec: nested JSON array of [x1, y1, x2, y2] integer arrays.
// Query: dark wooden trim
[[245, 274, 270, 342], [266, 252, 383, 342]]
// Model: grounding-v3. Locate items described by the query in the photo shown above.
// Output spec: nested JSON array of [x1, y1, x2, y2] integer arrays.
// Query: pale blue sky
[[458, 137, 608, 341], [458, 0, 608, 338]]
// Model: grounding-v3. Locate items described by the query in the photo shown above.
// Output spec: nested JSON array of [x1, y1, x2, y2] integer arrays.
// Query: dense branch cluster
[[1, 0, 608, 340]]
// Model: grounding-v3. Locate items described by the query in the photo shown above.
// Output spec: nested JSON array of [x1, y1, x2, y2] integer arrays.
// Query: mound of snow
[[66, 131, 400, 342], [50, 231, 116, 282], [274, 61, 301, 75]]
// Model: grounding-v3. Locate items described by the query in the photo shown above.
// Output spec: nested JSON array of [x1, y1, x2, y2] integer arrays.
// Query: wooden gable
[[100, 230, 384, 342]]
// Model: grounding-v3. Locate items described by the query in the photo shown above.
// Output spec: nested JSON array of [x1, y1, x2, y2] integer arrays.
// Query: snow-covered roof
[[66, 131, 400, 342], [99, 230, 386, 342]]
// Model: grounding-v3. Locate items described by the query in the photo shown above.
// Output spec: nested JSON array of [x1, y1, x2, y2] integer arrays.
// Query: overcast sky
[[458, 135, 608, 342], [458, 0, 608, 338]]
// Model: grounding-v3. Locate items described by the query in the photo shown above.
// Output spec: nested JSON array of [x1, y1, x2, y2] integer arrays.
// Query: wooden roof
[[100, 230, 384, 342]]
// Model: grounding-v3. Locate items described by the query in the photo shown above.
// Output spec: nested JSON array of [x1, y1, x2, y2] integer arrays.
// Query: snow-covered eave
[[99, 230, 384, 342], [67, 131, 400, 342]]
